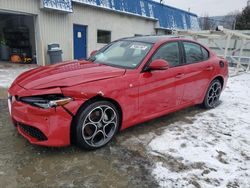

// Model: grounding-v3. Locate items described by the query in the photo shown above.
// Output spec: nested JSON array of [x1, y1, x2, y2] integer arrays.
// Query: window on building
[[151, 42, 180, 67], [183, 42, 209, 64], [97, 30, 111, 44]]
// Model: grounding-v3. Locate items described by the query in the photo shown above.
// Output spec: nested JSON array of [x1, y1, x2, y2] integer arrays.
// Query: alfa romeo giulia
[[8, 36, 228, 150]]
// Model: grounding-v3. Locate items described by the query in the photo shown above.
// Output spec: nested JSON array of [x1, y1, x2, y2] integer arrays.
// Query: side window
[[183, 42, 209, 64], [151, 42, 180, 67], [202, 47, 209, 60]]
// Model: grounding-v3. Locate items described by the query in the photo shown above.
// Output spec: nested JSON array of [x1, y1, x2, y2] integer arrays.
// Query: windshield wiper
[[87, 56, 96, 62]]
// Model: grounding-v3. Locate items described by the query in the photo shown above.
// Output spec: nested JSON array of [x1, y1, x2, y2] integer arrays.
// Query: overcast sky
[[160, 0, 248, 16]]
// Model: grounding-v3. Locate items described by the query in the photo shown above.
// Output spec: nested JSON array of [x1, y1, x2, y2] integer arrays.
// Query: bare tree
[[200, 14, 216, 30], [222, 11, 240, 29]]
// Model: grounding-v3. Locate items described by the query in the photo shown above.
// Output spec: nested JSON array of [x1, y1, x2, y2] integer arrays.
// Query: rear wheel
[[75, 101, 120, 150], [203, 79, 222, 109]]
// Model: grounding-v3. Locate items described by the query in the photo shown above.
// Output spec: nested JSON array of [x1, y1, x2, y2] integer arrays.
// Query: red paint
[[8, 37, 228, 147], [148, 59, 170, 70]]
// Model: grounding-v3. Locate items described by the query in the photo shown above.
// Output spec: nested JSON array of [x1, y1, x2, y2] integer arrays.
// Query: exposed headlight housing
[[18, 94, 73, 109]]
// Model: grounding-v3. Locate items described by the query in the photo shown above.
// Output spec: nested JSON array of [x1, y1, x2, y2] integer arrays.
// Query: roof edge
[[145, 0, 198, 17], [72, 1, 158, 21]]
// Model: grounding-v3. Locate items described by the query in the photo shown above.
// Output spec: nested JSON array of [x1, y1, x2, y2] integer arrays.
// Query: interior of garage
[[0, 13, 37, 64]]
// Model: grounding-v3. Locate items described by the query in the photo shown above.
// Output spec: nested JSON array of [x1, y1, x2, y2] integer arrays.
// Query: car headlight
[[18, 94, 73, 109]]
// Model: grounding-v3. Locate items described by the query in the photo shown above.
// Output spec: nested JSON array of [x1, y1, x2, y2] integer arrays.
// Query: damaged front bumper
[[8, 83, 85, 147]]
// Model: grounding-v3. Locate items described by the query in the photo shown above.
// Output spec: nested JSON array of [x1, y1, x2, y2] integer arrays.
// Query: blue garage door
[[73, 24, 87, 60]]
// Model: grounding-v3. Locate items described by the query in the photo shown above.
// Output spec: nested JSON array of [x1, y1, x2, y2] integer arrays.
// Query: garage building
[[0, 0, 199, 66]]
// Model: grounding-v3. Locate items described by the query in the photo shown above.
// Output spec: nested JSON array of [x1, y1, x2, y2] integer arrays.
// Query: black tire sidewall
[[75, 100, 120, 150]]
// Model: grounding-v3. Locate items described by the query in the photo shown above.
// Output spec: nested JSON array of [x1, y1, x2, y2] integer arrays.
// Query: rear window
[[183, 42, 209, 64]]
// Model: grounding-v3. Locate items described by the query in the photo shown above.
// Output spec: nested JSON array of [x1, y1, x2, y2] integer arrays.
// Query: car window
[[151, 42, 180, 67], [104, 46, 125, 58], [183, 42, 209, 64], [202, 47, 209, 60], [89, 40, 152, 69]]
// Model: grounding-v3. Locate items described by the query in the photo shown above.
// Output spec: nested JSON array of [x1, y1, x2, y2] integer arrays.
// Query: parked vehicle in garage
[[8, 36, 228, 150]]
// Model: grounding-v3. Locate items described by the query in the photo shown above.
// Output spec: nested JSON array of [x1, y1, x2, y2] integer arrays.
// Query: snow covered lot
[[0, 61, 249, 187], [147, 73, 250, 187], [0, 62, 36, 88]]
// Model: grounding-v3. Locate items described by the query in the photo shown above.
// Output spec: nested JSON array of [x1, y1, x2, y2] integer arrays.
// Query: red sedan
[[8, 36, 228, 150]]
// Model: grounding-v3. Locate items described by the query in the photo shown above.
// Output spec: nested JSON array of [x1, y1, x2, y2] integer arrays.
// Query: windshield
[[89, 40, 152, 69]]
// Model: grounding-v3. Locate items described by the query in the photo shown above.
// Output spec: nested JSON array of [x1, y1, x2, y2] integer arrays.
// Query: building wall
[[0, 0, 156, 65], [0, 0, 39, 15], [72, 0, 200, 30], [37, 11, 72, 64], [71, 4, 156, 55]]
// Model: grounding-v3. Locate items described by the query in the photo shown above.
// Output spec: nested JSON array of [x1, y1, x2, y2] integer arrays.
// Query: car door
[[181, 41, 215, 104], [139, 41, 185, 117]]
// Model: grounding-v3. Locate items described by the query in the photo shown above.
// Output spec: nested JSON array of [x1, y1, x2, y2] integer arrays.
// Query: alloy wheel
[[206, 81, 222, 108], [81, 105, 118, 147]]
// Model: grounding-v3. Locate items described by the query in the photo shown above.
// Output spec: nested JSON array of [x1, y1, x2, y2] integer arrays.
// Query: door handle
[[175, 73, 184, 78], [205, 66, 214, 71]]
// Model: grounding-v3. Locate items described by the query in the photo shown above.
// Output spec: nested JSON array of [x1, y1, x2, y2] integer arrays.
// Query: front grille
[[19, 123, 47, 141]]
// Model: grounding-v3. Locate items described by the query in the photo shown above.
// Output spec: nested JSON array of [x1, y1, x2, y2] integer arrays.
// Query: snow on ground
[[148, 73, 250, 188], [0, 62, 36, 88], [0, 61, 249, 187]]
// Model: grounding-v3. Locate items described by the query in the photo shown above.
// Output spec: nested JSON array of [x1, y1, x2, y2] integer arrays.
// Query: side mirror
[[148, 59, 170, 71], [90, 50, 98, 57]]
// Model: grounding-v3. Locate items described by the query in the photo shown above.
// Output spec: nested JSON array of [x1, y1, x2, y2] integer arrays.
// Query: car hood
[[14, 60, 126, 90]]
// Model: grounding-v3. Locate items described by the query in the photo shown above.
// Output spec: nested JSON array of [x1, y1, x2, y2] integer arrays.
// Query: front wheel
[[75, 101, 120, 150], [203, 79, 222, 109]]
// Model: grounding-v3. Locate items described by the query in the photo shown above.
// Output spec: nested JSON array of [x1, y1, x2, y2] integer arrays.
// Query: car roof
[[122, 35, 179, 44]]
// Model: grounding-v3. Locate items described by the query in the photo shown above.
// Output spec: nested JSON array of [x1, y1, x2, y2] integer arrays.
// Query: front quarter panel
[[61, 71, 140, 129]]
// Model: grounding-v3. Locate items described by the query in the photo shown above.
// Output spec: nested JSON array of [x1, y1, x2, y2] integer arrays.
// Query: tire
[[203, 79, 222, 109], [74, 100, 120, 150]]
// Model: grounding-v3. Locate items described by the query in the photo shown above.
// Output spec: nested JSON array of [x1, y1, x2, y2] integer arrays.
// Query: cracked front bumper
[[7, 84, 76, 147], [10, 97, 72, 147]]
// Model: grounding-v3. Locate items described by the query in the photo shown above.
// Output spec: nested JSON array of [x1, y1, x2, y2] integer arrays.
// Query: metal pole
[[224, 34, 232, 58], [235, 38, 246, 75], [233, 18, 237, 30]]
